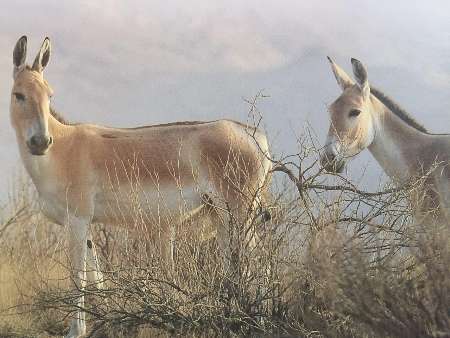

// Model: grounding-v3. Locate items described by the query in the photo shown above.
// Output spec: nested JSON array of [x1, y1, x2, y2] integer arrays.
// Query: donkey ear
[[32, 37, 51, 73], [327, 56, 354, 91], [13, 35, 27, 69], [351, 58, 369, 98]]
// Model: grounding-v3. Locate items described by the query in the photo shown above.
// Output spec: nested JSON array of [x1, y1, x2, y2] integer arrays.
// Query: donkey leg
[[216, 218, 232, 273], [85, 232, 104, 289], [244, 196, 264, 252], [170, 194, 216, 270], [65, 216, 89, 338], [220, 195, 264, 284], [179, 203, 207, 224], [211, 199, 234, 275]]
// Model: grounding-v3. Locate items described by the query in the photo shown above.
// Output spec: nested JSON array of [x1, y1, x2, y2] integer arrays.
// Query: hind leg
[[209, 195, 253, 275]]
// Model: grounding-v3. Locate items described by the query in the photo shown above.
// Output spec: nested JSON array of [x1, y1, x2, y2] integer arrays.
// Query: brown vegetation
[[0, 121, 449, 338]]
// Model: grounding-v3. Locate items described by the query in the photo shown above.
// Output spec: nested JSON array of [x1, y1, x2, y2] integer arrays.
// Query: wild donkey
[[10, 36, 271, 338], [321, 57, 450, 223]]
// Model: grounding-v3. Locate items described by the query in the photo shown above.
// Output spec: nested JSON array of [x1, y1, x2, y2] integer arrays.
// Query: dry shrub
[[0, 173, 69, 337], [0, 124, 448, 338]]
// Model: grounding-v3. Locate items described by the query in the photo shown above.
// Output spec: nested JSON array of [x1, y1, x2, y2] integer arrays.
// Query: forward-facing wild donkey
[[321, 57, 450, 223], [10, 36, 271, 338]]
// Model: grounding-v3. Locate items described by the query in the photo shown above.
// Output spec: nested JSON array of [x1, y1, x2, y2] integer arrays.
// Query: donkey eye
[[13, 92, 25, 101], [349, 109, 361, 117]]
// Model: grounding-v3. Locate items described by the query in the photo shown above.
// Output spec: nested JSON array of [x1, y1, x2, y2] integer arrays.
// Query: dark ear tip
[[17, 36, 27, 46], [351, 58, 360, 65], [327, 56, 333, 63]]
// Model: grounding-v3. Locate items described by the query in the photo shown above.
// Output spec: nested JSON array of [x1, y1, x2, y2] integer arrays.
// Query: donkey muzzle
[[320, 152, 345, 173], [27, 134, 53, 155]]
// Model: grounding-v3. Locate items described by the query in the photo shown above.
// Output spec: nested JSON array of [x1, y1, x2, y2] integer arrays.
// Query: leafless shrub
[[0, 99, 448, 338]]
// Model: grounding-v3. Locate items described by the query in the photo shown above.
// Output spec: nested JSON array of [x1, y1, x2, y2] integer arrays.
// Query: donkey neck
[[368, 97, 430, 182]]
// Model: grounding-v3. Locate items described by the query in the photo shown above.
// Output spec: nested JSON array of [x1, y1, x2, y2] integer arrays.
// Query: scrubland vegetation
[[0, 123, 449, 338]]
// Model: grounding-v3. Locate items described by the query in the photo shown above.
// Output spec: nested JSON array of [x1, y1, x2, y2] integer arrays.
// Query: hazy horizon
[[1, 0, 450, 203]]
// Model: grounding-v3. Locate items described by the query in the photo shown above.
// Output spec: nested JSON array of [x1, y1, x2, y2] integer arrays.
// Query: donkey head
[[11, 36, 54, 156], [321, 57, 376, 173]]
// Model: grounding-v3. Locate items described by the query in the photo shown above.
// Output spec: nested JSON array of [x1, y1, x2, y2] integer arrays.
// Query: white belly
[[92, 182, 206, 226]]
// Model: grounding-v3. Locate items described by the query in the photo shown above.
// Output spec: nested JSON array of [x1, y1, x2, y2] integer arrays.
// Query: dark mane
[[47, 110, 261, 135], [121, 119, 261, 131], [122, 120, 212, 130], [370, 86, 428, 134], [50, 106, 75, 125]]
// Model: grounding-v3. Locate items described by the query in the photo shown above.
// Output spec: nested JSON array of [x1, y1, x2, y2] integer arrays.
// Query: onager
[[321, 57, 450, 223], [10, 36, 271, 338]]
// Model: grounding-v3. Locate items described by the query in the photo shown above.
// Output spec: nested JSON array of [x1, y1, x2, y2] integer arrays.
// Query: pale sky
[[1, 0, 450, 202]]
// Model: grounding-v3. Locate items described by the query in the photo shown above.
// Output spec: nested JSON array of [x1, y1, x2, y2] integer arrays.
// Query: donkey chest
[[24, 155, 92, 222], [34, 177, 76, 224], [25, 156, 64, 195]]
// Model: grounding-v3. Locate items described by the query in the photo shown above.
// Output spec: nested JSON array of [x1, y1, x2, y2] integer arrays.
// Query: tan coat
[[322, 57, 450, 223], [10, 36, 271, 338]]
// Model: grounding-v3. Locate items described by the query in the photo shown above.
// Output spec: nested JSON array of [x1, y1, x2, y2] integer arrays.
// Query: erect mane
[[370, 86, 428, 134], [50, 106, 75, 125], [47, 109, 262, 134]]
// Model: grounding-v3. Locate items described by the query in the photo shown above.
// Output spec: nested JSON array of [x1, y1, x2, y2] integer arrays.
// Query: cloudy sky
[[1, 0, 450, 202]]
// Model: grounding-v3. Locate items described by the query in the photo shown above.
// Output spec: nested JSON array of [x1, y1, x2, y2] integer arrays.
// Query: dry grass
[[0, 127, 449, 338]]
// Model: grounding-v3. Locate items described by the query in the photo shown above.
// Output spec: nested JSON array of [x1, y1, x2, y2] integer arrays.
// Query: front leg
[[86, 232, 105, 290], [65, 215, 89, 338]]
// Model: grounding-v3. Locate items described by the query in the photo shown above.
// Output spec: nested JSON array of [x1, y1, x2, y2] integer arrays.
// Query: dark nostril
[[29, 135, 52, 149], [30, 136, 38, 147]]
